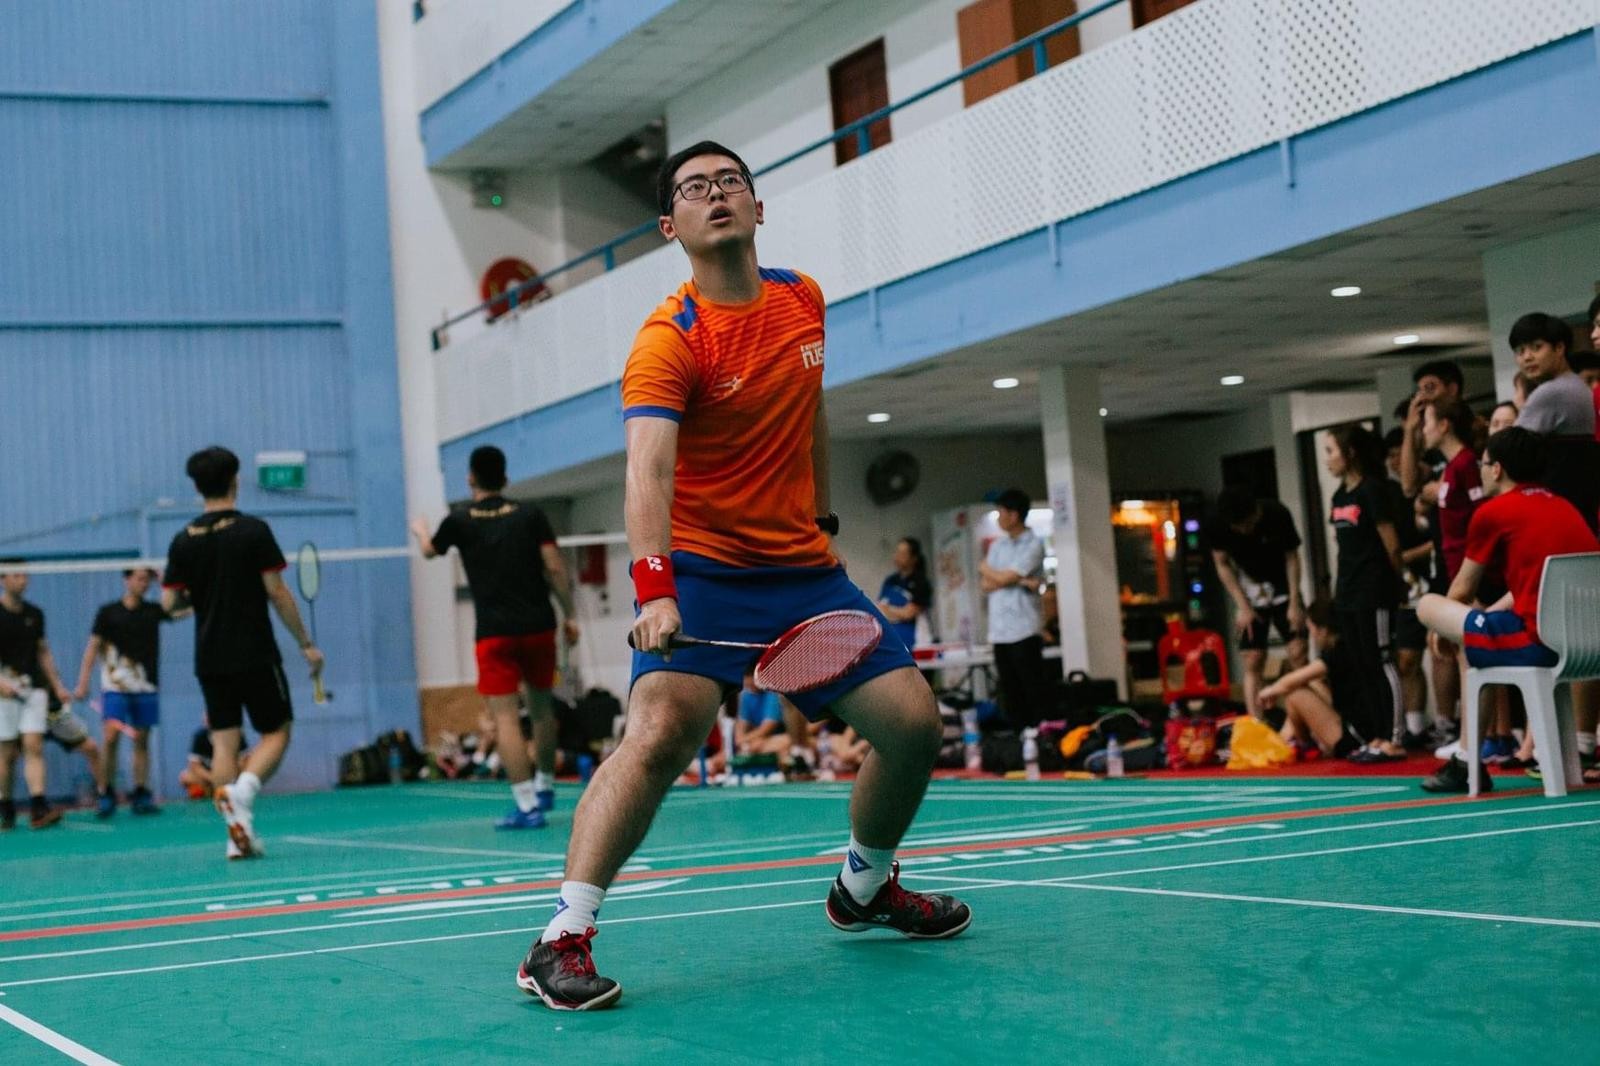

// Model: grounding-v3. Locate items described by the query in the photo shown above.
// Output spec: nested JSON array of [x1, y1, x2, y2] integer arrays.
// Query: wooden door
[[829, 39, 892, 165], [957, 0, 1078, 108], [1132, 0, 1197, 27]]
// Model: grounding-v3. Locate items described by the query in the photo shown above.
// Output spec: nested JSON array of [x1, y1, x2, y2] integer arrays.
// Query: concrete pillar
[[1375, 365, 1417, 436], [1483, 219, 1600, 400], [1039, 366, 1123, 694]]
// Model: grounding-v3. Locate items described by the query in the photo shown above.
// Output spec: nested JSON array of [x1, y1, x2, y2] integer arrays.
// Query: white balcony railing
[[435, 0, 1596, 444]]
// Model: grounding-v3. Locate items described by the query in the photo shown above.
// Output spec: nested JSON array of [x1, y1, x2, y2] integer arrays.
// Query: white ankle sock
[[1405, 712, 1425, 735], [510, 779, 537, 813], [1578, 732, 1596, 756], [532, 771, 553, 792], [840, 836, 895, 905], [542, 881, 605, 942], [234, 772, 260, 805]]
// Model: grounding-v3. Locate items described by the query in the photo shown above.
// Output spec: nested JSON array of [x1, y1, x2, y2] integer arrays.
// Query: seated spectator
[[735, 673, 788, 755], [1417, 427, 1600, 791], [1257, 600, 1362, 759]]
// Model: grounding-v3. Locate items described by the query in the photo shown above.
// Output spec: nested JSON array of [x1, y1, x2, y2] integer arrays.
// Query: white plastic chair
[[1464, 552, 1600, 798]]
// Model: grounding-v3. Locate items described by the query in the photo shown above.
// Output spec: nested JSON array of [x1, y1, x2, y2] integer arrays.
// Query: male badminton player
[[163, 446, 323, 859], [515, 141, 970, 1012], [411, 444, 579, 829]]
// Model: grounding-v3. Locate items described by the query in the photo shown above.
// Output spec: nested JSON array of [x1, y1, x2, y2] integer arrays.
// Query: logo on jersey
[[800, 340, 825, 369], [1330, 504, 1362, 525], [714, 374, 743, 395]]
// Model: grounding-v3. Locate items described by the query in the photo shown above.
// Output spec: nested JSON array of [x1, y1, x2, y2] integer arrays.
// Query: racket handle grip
[[625, 632, 694, 650]]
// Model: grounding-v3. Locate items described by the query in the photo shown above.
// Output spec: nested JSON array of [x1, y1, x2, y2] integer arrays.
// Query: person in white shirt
[[979, 489, 1048, 729]]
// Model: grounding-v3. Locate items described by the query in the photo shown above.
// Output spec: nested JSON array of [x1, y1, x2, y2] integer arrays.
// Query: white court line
[[924, 872, 1600, 932], [887, 799, 1600, 880], [0, 874, 1010, 990], [0, 996, 122, 1065], [279, 836, 566, 860], [1046, 882, 1600, 930], [0, 856, 547, 915]]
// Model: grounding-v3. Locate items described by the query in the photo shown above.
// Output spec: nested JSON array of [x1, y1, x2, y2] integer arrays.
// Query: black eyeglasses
[[673, 171, 750, 203]]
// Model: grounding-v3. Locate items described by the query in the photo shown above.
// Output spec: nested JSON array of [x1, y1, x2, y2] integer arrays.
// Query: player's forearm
[[1212, 554, 1250, 611], [1286, 553, 1304, 607], [545, 554, 576, 617], [75, 640, 99, 693], [810, 403, 831, 516], [37, 646, 67, 691], [1274, 659, 1328, 693], [267, 585, 314, 647]]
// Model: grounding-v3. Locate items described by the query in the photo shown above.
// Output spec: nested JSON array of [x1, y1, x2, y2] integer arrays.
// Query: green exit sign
[[257, 451, 307, 491]]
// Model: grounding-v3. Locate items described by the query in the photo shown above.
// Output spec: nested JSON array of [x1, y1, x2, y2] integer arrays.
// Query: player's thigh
[[831, 666, 940, 755], [625, 671, 722, 754], [240, 665, 294, 736]]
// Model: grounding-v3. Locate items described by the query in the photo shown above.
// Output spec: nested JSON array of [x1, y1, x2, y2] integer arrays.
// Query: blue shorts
[[631, 552, 915, 720], [1462, 610, 1559, 669], [102, 692, 160, 729]]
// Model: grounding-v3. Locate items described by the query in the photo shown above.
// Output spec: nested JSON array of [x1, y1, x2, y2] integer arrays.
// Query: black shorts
[[199, 665, 294, 734], [1239, 603, 1307, 652], [1393, 608, 1427, 652]]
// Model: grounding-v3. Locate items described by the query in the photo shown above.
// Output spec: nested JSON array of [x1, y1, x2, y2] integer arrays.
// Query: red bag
[[1165, 715, 1218, 769]]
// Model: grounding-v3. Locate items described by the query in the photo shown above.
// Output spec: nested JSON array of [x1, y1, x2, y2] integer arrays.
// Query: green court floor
[[1, 776, 1596, 1065]]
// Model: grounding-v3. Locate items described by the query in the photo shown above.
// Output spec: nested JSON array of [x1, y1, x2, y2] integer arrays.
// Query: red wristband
[[632, 554, 677, 604]]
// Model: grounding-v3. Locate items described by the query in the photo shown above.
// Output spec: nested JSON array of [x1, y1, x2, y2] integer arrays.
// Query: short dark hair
[[1391, 398, 1411, 423], [1587, 293, 1600, 326], [1567, 350, 1600, 374], [656, 140, 754, 217], [1412, 360, 1464, 391], [122, 567, 156, 580], [1484, 426, 1548, 483], [1216, 485, 1258, 526], [1425, 397, 1475, 446], [1383, 426, 1405, 450], [185, 446, 239, 500], [469, 445, 508, 492], [995, 488, 1031, 516], [1508, 312, 1572, 355]]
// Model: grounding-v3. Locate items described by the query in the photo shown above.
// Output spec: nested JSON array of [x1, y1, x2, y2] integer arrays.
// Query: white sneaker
[[1434, 739, 1462, 760], [215, 784, 261, 859]]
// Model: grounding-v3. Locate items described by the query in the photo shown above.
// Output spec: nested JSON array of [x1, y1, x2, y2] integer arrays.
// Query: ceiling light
[[1330, 285, 1362, 298], [1099, 407, 1108, 417], [866, 412, 891, 424], [992, 377, 1020, 390], [1220, 374, 1245, 386], [1393, 333, 1421, 345]]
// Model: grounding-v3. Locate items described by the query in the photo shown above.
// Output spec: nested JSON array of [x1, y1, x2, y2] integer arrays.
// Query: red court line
[[0, 785, 1555, 945]]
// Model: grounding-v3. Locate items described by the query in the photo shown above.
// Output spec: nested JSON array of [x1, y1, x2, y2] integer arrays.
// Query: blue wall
[[0, 2, 414, 796]]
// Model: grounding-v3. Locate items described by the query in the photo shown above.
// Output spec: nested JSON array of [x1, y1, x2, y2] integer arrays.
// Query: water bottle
[[387, 739, 402, 785], [815, 726, 835, 781], [961, 708, 982, 772], [1022, 728, 1040, 782], [1106, 735, 1125, 779]]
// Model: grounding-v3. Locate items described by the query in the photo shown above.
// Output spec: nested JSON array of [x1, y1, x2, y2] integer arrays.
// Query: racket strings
[[754, 612, 882, 692]]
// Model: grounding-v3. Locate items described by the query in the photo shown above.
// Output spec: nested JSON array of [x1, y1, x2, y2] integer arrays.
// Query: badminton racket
[[629, 609, 883, 694], [296, 541, 330, 704]]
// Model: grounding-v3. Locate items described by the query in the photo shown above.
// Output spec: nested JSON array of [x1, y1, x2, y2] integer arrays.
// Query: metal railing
[[429, 0, 1127, 350]]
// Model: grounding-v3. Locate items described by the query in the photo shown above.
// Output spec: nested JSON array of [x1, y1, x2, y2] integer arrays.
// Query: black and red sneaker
[[825, 860, 972, 939], [515, 928, 622, 1011]]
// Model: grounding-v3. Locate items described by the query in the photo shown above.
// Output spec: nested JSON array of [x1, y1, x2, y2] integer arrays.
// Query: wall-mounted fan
[[865, 450, 920, 505]]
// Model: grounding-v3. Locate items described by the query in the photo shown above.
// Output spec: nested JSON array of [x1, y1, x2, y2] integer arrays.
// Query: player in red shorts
[[512, 141, 969, 1013], [412, 445, 578, 829]]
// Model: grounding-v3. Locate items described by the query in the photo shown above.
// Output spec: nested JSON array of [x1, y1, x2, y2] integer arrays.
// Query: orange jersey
[[621, 268, 834, 568]]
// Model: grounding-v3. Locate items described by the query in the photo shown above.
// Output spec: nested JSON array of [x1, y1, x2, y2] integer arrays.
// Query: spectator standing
[[877, 537, 931, 652], [1205, 487, 1310, 716], [979, 489, 1049, 730]]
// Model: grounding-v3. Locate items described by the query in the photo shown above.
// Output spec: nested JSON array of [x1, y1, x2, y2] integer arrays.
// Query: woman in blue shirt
[[877, 537, 932, 651]]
